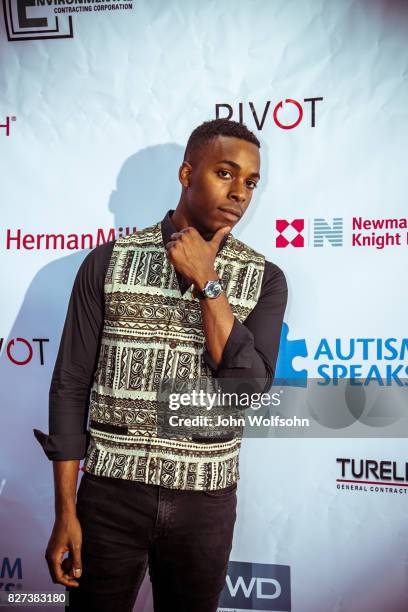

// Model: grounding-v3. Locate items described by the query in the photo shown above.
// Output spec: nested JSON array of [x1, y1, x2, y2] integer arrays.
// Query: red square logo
[[275, 219, 304, 248]]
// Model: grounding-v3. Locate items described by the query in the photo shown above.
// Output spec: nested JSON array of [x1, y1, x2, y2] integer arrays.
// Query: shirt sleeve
[[33, 241, 115, 461], [203, 260, 288, 393]]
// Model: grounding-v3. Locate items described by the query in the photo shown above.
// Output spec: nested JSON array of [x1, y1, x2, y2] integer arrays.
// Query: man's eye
[[217, 170, 232, 179], [247, 181, 258, 189]]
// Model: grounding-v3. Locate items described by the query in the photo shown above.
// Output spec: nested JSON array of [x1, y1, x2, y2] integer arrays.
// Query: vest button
[[169, 341, 177, 349]]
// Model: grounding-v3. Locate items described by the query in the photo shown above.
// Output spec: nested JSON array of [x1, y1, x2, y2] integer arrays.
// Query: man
[[34, 118, 287, 612]]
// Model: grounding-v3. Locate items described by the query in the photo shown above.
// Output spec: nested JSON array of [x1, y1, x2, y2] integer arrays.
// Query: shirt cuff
[[203, 318, 255, 372], [33, 428, 89, 461]]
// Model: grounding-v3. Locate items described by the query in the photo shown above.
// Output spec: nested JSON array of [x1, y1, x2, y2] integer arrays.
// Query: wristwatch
[[195, 278, 224, 300]]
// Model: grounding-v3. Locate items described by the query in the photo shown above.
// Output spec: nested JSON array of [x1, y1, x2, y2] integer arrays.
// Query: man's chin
[[206, 220, 235, 238]]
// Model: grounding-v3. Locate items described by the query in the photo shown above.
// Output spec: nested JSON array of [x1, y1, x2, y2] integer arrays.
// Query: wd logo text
[[275, 217, 343, 248], [0, 116, 16, 136], [219, 561, 291, 611], [3, 0, 73, 41], [0, 558, 23, 591]]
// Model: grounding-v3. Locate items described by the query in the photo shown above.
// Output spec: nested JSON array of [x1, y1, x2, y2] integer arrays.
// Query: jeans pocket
[[202, 483, 237, 499]]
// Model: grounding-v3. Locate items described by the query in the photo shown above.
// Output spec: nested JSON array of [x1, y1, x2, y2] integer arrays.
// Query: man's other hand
[[45, 514, 83, 587]]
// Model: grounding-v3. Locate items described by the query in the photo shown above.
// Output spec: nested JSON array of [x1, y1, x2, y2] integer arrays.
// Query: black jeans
[[65, 472, 237, 612]]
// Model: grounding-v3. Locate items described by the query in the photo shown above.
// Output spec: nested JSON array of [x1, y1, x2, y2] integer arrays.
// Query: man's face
[[181, 135, 261, 236]]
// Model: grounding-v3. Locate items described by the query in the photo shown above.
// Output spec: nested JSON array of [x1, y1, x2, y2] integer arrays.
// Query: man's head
[[177, 118, 261, 237]]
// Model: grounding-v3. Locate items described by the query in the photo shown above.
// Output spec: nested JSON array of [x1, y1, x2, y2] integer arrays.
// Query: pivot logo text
[[275, 218, 343, 248], [219, 561, 291, 611], [0, 337, 49, 365], [3, 0, 73, 41], [0, 558, 22, 591], [216, 97, 323, 130]]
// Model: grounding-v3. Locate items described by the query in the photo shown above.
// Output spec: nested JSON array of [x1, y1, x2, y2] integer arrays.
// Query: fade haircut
[[184, 118, 260, 164]]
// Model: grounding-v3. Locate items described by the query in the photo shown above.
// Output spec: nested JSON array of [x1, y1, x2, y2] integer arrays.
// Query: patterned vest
[[83, 221, 265, 490]]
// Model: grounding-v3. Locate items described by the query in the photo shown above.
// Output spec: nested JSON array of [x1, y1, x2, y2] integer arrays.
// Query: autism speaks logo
[[275, 323, 308, 385], [275, 323, 408, 387]]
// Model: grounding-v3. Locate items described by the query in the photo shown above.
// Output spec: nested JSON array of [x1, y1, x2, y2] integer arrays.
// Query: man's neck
[[171, 205, 213, 241]]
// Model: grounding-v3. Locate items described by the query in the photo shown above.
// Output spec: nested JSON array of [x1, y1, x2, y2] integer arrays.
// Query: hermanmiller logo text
[[5, 226, 136, 250]]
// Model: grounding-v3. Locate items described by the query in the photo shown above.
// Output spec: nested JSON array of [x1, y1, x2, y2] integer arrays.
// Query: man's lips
[[218, 207, 242, 220]]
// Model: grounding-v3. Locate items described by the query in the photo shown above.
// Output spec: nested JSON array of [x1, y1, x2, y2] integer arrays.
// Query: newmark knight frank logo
[[275, 217, 343, 248], [275, 216, 408, 249]]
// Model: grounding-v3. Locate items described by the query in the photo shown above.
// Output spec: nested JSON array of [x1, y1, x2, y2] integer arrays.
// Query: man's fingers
[[69, 545, 83, 579], [48, 554, 80, 588], [169, 231, 185, 240], [211, 225, 231, 247], [169, 227, 197, 241]]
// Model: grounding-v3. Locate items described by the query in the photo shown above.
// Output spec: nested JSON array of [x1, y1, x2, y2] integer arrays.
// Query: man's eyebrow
[[216, 159, 260, 179]]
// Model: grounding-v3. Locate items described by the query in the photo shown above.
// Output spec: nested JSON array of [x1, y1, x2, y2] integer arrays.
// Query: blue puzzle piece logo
[[275, 322, 308, 387]]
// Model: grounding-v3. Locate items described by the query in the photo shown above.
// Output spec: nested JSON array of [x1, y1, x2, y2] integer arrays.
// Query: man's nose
[[229, 186, 246, 204]]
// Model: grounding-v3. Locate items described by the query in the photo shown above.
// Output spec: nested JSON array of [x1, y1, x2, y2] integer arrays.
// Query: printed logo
[[0, 558, 23, 591], [3, 0, 74, 41], [275, 217, 343, 248], [313, 217, 343, 247], [3, 0, 135, 41], [219, 561, 291, 611], [0, 115, 16, 136], [5, 226, 137, 250], [275, 219, 304, 248], [0, 337, 49, 365], [216, 97, 324, 130], [336, 458, 408, 496], [276, 323, 408, 387], [274, 216, 408, 249], [276, 322, 308, 387]]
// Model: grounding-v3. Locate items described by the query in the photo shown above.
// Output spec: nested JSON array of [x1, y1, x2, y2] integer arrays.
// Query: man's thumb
[[211, 225, 231, 246], [71, 550, 82, 578]]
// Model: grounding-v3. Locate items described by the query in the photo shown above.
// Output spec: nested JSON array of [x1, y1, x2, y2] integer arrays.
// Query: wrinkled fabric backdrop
[[1, 1, 407, 611]]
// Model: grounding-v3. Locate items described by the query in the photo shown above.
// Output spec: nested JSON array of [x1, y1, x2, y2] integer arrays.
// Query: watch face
[[204, 280, 222, 298]]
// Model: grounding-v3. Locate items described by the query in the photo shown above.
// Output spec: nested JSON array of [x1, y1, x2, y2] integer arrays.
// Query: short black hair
[[184, 118, 260, 163]]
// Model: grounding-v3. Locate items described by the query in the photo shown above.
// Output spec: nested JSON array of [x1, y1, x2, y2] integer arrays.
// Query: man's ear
[[179, 160, 192, 188]]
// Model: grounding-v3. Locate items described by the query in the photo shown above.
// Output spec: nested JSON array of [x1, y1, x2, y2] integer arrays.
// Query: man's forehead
[[204, 135, 260, 166]]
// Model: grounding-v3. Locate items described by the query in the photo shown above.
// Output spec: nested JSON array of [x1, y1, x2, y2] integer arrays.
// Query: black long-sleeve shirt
[[33, 210, 288, 461]]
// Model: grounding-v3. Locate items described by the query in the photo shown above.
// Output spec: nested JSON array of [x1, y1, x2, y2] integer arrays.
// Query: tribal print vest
[[83, 221, 265, 490]]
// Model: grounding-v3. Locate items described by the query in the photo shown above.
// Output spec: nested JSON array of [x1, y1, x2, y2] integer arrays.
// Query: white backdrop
[[1, 1, 407, 611]]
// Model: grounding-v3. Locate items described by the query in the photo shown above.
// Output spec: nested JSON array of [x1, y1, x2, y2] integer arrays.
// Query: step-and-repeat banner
[[1, 1, 407, 611]]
